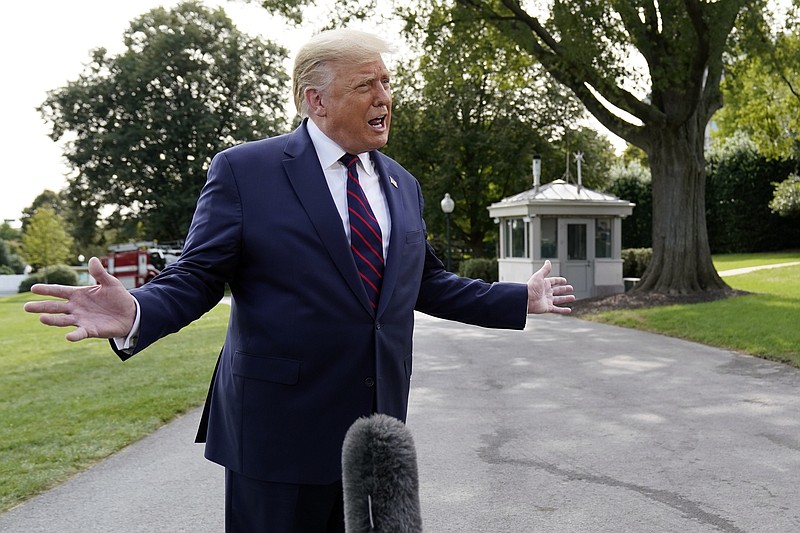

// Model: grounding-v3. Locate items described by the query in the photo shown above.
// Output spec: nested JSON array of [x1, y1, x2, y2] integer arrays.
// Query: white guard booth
[[488, 178, 634, 300]]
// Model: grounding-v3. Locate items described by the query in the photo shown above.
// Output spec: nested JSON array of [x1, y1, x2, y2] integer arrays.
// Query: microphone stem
[[368, 494, 375, 530]]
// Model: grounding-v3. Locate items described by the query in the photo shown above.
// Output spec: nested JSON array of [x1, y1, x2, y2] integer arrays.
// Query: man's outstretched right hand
[[24, 257, 137, 342]]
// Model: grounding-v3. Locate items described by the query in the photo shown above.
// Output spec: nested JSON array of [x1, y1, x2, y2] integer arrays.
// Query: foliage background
[[39, 2, 291, 247], [705, 137, 800, 253]]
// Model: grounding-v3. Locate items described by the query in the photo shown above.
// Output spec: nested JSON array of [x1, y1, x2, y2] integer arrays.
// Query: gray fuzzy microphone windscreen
[[342, 414, 423, 532]]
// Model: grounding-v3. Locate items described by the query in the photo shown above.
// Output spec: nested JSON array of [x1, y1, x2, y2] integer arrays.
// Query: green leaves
[[385, 4, 614, 258], [39, 1, 291, 243], [717, 29, 800, 160], [770, 173, 800, 217], [20, 207, 74, 277]]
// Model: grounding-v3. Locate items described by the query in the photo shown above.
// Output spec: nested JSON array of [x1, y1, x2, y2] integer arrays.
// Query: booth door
[[562, 219, 592, 300]]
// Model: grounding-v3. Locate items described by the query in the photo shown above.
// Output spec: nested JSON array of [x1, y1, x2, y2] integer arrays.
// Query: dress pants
[[225, 469, 345, 533]]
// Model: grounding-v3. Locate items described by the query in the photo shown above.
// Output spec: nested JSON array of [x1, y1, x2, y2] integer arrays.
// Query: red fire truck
[[101, 242, 182, 289]]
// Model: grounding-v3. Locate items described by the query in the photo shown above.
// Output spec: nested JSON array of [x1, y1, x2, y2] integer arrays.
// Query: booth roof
[[499, 179, 626, 204]]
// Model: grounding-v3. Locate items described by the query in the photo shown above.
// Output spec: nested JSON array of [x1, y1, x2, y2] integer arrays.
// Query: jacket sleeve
[[121, 151, 243, 355], [410, 179, 528, 330]]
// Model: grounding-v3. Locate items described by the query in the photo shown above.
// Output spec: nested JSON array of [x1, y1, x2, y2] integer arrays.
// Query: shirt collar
[[306, 119, 374, 177]]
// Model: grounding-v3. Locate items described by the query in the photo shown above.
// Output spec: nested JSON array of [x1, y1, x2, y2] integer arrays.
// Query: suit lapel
[[282, 124, 375, 316], [372, 153, 405, 317]]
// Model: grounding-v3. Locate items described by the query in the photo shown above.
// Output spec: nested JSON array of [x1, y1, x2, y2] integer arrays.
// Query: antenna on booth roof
[[532, 154, 541, 194], [574, 151, 584, 194]]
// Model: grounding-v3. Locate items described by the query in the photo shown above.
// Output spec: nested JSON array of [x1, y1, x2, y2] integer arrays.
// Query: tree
[[40, 1, 291, 243], [20, 190, 69, 233], [0, 221, 20, 242], [713, 9, 800, 159], [0, 240, 25, 275], [0, 221, 25, 274], [19, 189, 86, 266], [382, 6, 597, 258], [21, 207, 74, 283], [707, 5, 800, 230], [444, 0, 776, 295]]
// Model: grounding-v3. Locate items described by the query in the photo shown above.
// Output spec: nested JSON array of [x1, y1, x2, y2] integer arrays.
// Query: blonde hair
[[293, 28, 395, 118]]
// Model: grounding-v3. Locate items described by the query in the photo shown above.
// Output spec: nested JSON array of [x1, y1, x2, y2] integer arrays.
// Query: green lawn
[[0, 293, 229, 513], [585, 254, 800, 367], [713, 251, 800, 271]]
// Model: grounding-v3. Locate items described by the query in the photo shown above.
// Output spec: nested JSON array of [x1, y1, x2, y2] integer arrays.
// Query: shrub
[[458, 258, 498, 283], [18, 265, 79, 293], [705, 139, 800, 252], [604, 161, 652, 249], [6, 254, 27, 274], [621, 248, 652, 278], [769, 173, 800, 217], [0, 240, 26, 274]]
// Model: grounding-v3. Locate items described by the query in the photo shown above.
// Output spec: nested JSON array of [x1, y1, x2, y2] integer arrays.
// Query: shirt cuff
[[112, 297, 141, 352]]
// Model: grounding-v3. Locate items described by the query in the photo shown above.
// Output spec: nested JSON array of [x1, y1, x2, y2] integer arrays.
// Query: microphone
[[342, 414, 423, 532]]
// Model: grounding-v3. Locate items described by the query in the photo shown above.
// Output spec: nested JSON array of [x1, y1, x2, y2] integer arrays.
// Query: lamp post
[[440, 193, 455, 271]]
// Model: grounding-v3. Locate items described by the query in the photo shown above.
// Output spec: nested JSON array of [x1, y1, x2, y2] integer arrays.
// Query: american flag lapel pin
[[390, 176, 398, 189]]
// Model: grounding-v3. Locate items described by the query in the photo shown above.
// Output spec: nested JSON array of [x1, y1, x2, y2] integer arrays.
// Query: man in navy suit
[[25, 28, 574, 532]]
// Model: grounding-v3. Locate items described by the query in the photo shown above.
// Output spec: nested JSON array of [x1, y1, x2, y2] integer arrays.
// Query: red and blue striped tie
[[341, 153, 384, 310]]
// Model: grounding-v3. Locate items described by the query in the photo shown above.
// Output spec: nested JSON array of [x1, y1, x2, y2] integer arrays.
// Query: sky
[[0, 0, 324, 225], [1, 0, 625, 227]]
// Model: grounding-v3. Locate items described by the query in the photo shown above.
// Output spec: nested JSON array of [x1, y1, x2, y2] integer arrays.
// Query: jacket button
[[375, 322, 383, 330], [364, 377, 375, 387]]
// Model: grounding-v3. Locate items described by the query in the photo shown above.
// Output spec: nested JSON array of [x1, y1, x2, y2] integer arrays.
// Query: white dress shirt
[[306, 119, 391, 259]]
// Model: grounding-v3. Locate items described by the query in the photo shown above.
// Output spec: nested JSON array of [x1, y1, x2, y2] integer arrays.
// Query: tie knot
[[340, 153, 359, 168]]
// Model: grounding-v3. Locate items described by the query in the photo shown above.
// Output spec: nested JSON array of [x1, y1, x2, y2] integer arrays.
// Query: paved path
[[718, 261, 800, 277], [410, 314, 800, 532], [2, 312, 800, 532]]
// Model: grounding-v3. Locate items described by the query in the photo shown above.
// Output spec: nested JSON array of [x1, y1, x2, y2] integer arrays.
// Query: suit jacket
[[115, 121, 528, 484]]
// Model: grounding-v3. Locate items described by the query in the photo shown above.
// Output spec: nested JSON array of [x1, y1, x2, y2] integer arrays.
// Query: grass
[[0, 293, 229, 513], [585, 253, 800, 367], [712, 251, 800, 271]]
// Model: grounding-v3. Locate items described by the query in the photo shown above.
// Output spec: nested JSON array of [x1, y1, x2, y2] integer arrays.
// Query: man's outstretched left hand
[[526, 260, 575, 315]]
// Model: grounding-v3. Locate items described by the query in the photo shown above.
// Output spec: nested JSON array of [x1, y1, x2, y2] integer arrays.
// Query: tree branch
[[681, 0, 712, 124], [461, 0, 666, 136], [614, 1, 659, 67]]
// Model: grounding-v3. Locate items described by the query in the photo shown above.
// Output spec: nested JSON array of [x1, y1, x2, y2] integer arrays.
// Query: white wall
[[0, 275, 26, 295]]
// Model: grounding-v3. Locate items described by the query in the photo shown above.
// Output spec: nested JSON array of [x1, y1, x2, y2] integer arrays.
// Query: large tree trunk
[[635, 116, 728, 294]]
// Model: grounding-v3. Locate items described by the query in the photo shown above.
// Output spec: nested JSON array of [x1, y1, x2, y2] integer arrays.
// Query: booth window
[[540, 217, 557, 258], [567, 223, 587, 260], [595, 218, 612, 258], [504, 218, 528, 258]]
